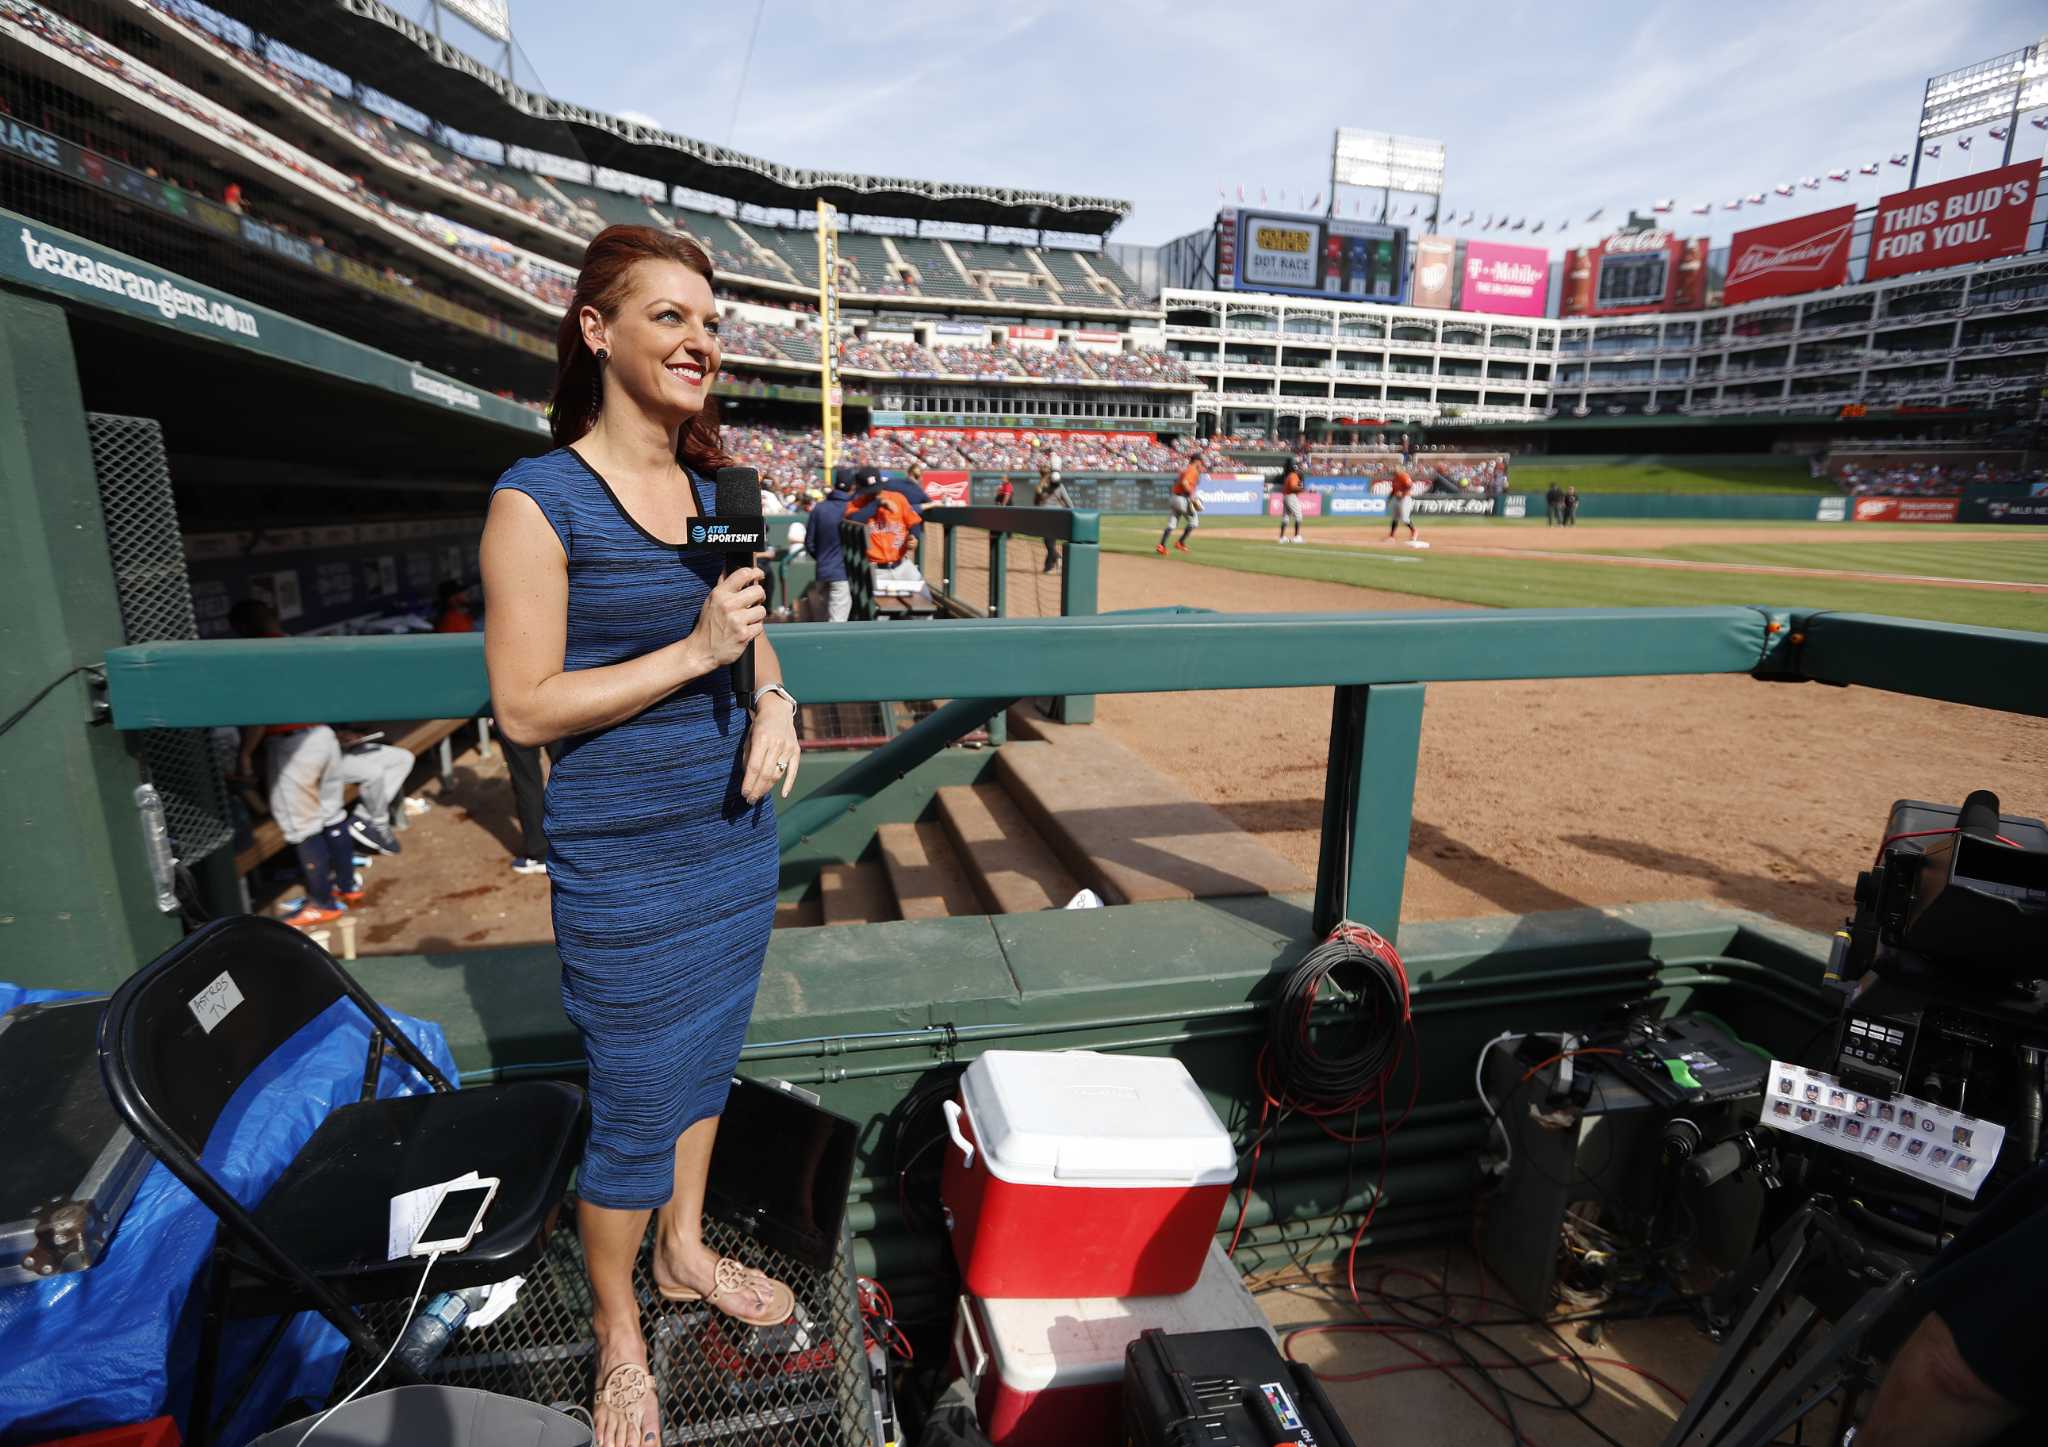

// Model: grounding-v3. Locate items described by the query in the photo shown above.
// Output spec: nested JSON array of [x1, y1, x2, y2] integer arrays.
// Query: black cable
[[0, 664, 92, 739], [1267, 925, 1408, 1111]]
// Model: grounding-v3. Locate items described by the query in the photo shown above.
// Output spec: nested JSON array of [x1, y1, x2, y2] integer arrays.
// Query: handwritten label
[[188, 971, 244, 1035]]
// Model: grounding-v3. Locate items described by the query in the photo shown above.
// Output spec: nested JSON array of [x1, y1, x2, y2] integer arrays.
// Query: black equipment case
[[1124, 1326, 1357, 1447], [0, 996, 153, 1286]]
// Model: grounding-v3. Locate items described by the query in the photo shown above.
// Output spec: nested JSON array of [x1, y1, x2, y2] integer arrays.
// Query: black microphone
[[711, 465, 764, 701]]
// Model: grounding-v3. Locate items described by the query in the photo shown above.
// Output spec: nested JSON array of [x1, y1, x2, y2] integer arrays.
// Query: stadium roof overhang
[[214, 0, 1132, 235]]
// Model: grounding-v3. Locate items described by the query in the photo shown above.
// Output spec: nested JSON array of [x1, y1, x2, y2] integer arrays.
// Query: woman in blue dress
[[481, 225, 801, 1446]]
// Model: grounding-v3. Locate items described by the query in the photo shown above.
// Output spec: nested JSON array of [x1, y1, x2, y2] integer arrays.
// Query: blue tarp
[[0, 980, 458, 1447]]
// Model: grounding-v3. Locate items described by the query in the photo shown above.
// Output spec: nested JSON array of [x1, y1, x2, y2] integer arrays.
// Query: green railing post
[[1313, 683, 1426, 942], [988, 531, 1007, 619], [941, 523, 956, 600], [1055, 515, 1100, 724]]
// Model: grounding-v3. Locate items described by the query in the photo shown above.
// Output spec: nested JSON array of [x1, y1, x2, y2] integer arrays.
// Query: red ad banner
[[920, 470, 970, 505], [1726, 207, 1856, 303], [1866, 161, 2037, 282], [1852, 496, 1960, 524], [1560, 231, 1709, 317]]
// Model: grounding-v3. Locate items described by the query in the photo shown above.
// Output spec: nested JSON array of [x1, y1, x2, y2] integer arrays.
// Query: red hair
[[549, 224, 732, 474]]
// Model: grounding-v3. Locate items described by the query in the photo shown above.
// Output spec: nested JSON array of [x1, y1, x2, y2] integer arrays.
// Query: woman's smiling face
[[585, 258, 722, 423]]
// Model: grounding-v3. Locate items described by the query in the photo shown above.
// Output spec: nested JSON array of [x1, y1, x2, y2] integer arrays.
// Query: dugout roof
[[213, 0, 1132, 234]]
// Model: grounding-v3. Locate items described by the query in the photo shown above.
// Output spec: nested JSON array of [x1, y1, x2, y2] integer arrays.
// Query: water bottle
[[394, 1286, 491, 1376]]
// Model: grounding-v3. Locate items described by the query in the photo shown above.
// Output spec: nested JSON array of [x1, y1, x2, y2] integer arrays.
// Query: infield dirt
[[1091, 551, 2048, 934]]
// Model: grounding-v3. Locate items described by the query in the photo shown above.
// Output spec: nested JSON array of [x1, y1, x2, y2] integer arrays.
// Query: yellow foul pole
[[816, 200, 841, 482]]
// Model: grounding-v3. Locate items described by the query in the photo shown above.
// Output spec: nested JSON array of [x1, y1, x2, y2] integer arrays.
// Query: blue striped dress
[[491, 447, 778, 1210]]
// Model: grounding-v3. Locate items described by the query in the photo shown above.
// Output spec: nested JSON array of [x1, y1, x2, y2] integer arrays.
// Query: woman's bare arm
[[481, 488, 765, 746]]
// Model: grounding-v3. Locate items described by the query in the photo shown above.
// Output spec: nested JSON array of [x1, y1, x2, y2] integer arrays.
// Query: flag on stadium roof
[[1827, 169, 1849, 182], [1923, 144, 1940, 158], [1236, 185, 1244, 201], [1747, 192, 1767, 204], [1724, 198, 1742, 209], [1989, 127, 2007, 140], [1585, 207, 1603, 222], [1532, 220, 1545, 233], [1800, 177, 1821, 189], [1652, 199, 1674, 212], [1260, 187, 1268, 202], [1460, 210, 1473, 224], [1774, 183, 1794, 197], [1956, 136, 1972, 150], [1889, 153, 1910, 165], [1859, 162, 1880, 175], [2034, 116, 2048, 130], [1691, 202, 1711, 214], [1511, 217, 1525, 229], [1308, 192, 1321, 211]]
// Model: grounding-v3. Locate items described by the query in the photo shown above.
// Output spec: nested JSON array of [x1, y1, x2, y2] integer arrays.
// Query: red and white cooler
[[939, 1050, 1236, 1299], [952, 1241, 1274, 1447]]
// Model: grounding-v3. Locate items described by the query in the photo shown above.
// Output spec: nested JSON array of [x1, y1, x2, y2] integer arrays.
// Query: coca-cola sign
[[1866, 161, 2036, 281], [1560, 231, 1708, 317], [1725, 206, 1855, 303]]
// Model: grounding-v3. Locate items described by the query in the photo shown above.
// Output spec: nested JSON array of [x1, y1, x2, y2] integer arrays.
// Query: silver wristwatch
[[750, 682, 797, 716]]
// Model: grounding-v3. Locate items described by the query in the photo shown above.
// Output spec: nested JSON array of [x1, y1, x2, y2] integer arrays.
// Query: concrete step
[[934, 781, 1086, 914], [876, 821, 981, 920], [994, 727, 1310, 904], [773, 892, 823, 930], [820, 858, 896, 925]]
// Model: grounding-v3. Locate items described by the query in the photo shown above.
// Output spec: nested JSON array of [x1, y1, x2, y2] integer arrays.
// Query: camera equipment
[[1815, 792, 2048, 1211]]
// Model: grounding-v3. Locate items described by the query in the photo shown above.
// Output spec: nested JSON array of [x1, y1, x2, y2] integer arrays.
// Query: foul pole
[[816, 200, 842, 483]]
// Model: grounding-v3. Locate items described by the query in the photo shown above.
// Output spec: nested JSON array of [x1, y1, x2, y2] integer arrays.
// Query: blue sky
[[489, 0, 2047, 248]]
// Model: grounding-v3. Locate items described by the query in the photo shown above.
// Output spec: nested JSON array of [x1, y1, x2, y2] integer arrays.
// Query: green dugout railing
[[100, 608, 2048, 943]]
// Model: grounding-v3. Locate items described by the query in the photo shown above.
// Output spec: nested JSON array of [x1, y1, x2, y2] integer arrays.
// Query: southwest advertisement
[[1224, 208, 1407, 303], [1461, 240, 1550, 317], [1724, 206, 1856, 304], [1865, 161, 2037, 282]]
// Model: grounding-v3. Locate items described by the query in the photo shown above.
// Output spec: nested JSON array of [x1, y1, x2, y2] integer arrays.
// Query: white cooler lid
[[964, 1241, 1275, 1392], [958, 1050, 1237, 1188]]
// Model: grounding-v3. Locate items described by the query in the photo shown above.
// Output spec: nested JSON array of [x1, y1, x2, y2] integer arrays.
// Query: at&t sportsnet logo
[[688, 519, 766, 549]]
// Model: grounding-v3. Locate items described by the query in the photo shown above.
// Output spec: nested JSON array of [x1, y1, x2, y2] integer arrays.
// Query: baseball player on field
[[1276, 459, 1305, 544], [1386, 469, 1419, 545], [1158, 450, 1203, 555]]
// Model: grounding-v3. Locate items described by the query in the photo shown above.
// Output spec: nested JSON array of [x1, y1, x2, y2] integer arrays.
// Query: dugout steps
[[781, 708, 1307, 925]]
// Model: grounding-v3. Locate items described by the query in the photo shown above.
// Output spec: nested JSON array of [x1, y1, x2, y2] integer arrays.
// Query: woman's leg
[[652, 1115, 722, 1289], [580, 1198, 659, 1447]]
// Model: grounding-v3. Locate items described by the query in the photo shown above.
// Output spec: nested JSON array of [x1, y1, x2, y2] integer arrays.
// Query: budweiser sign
[[1724, 206, 1855, 303]]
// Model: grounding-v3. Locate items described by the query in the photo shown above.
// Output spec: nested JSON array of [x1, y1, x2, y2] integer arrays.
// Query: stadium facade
[[1, 0, 2043, 458]]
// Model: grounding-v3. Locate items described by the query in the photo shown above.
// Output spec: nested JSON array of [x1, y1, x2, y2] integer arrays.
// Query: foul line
[[1427, 545, 2047, 593]]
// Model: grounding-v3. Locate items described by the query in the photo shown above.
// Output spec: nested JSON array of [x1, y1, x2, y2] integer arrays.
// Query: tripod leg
[[1662, 1204, 1818, 1446]]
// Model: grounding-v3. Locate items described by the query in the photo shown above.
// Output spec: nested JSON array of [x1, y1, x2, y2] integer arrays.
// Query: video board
[[1216, 209, 1407, 303]]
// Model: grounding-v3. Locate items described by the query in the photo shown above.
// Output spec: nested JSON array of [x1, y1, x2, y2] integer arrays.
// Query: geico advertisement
[[1242, 220, 1319, 289]]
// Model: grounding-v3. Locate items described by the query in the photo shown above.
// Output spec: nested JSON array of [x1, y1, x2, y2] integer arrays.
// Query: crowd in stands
[[8, 0, 579, 310], [930, 345, 1022, 379], [1827, 455, 2044, 496], [840, 337, 942, 374], [719, 424, 1186, 501]]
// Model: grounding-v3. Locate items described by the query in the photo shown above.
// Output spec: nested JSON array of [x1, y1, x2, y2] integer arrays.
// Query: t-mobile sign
[[1460, 240, 1549, 316], [1866, 161, 2036, 282]]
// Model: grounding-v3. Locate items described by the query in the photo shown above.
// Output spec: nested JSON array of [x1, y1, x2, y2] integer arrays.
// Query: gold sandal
[[657, 1255, 795, 1327], [596, 1361, 656, 1441]]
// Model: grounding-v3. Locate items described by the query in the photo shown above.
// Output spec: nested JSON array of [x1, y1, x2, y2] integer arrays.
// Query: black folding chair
[[98, 916, 585, 1445]]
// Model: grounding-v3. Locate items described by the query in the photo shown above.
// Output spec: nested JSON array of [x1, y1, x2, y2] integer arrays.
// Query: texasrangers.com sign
[[1725, 207, 1856, 304]]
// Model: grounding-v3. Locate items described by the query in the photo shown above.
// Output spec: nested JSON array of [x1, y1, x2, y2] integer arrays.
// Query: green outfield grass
[[1505, 460, 1828, 494], [1100, 519, 2048, 633], [1602, 539, 2048, 587]]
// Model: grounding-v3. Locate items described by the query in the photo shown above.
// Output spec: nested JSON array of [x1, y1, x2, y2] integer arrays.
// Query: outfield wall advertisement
[[1866, 161, 2036, 282], [1560, 231, 1710, 317], [1851, 497, 1961, 523], [1197, 472, 1266, 514], [1724, 206, 1856, 304]]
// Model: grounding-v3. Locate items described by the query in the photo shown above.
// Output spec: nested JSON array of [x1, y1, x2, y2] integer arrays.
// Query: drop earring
[[590, 347, 608, 420]]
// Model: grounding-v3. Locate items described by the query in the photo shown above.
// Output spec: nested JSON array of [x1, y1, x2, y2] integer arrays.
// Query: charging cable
[[295, 1249, 444, 1445]]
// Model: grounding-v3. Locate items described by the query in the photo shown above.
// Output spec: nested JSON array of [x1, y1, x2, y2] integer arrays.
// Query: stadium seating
[[720, 423, 1185, 501]]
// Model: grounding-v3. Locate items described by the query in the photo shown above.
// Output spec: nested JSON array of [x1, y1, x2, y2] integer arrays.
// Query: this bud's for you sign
[[1866, 161, 2035, 281]]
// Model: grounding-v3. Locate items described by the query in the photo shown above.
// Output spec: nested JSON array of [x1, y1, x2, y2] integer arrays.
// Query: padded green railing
[[100, 607, 2048, 942]]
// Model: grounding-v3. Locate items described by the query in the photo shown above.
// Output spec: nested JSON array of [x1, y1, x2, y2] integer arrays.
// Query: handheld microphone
[[710, 465, 765, 701]]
